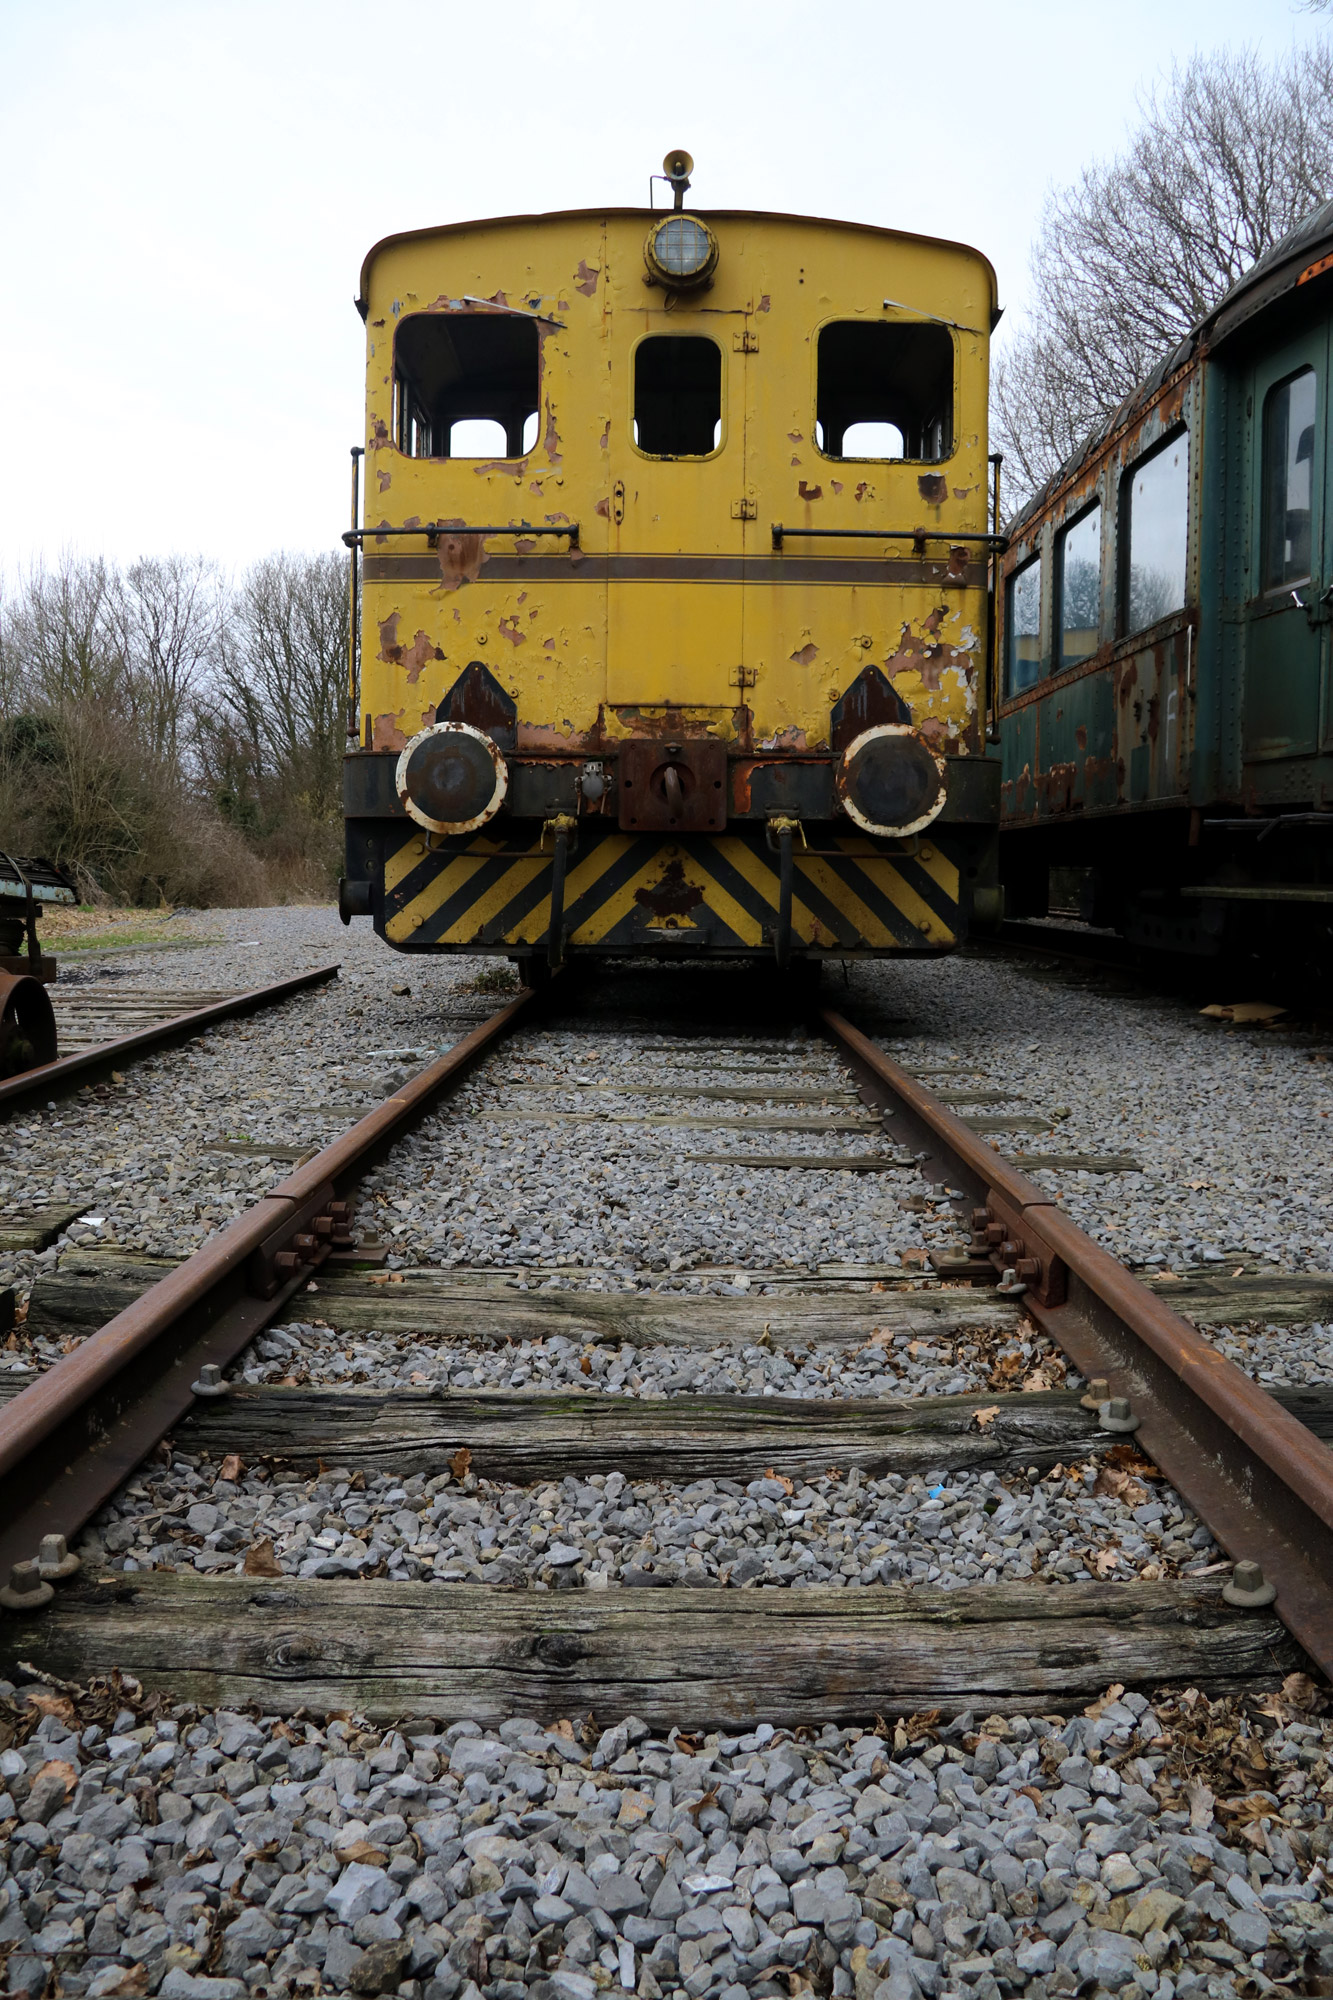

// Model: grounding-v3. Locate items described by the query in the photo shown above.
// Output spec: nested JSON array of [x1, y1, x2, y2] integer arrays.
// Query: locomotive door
[[605, 316, 752, 709], [1241, 327, 1329, 766]]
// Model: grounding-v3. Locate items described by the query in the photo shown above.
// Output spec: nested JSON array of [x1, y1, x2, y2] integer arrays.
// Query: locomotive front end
[[342, 169, 1000, 972]]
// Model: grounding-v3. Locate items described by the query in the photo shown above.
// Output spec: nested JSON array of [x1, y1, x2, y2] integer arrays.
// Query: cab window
[[1262, 368, 1317, 589], [1056, 502, 1102, 670], [1121, 431, 1189, 633], [633, 337, 722, 456], [1006, 555, 1043, 693], [815, 322, 953, 461], [393, 313, 540, 459]]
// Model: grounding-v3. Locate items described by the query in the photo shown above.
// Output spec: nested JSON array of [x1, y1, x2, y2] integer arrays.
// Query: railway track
[[3, 973, 1333, 2000], [1, 979, 1331, 1715], [0, 963, 342, 1115]]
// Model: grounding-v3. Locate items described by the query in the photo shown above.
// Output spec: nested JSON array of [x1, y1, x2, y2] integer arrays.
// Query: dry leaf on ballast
[[1186, 1779, 1217, 1829], [1199, 1001, 1286, 1024], [243, 1538, 283, 1577]]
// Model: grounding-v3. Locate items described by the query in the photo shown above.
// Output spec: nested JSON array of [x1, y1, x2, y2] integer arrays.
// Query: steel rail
[[820, 1005, 1333, 1679], [0, 989, 537, 1578], [0, 962, 343, 1113]]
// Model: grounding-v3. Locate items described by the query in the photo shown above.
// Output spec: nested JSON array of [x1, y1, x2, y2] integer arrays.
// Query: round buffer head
[[836, 724, 948, 838], [396, 721, 509, 836]]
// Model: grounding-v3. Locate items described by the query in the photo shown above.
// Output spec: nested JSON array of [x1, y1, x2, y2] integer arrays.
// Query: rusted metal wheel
[[0, 969, 57, 1079]]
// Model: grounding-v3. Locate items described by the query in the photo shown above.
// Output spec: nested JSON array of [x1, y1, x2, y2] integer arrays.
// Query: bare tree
[[1, 553, 128, 709], [0, 547, 347, 904], [207, 551, 348, 827], [994, 41, 1333, 500], [116, 555, 223, 762]]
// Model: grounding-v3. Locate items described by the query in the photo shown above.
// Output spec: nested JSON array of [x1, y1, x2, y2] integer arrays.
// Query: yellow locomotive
[[340, 155, 1001, 974]]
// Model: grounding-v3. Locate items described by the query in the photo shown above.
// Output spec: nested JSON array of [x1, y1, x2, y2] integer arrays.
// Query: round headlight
[[395, 721, 508, 836], [644, 213, 718, 290], [836, 725, 948, 838]]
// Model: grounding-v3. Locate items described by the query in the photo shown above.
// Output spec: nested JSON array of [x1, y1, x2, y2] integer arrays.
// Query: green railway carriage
[[996, 199, 1333, 966]]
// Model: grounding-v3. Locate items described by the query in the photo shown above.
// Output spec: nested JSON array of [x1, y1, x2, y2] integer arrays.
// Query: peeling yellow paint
[[358, 208, 993, 756]]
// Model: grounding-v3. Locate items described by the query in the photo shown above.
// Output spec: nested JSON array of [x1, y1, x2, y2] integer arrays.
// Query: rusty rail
[[821, 1006, 1333, 1680], [0, 962, 343, 1113], [0, 989, 537, 1578]]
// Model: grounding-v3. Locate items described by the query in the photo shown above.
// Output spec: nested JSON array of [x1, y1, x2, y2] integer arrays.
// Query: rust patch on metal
[[376, 468, 391, 493], [436, 532, 487, 590], [402, 630, 444, 684], [634, 860, 705, 920], [498, 617, 525, 646], [880, 614, 968, 695], [371, 417, 390, 447], [1076, 725, 1088, 751], [543, 403, 563, 467], [1042, 761, 1079, 813], [574, 260, 600, 297], [754, 725, 810, 752], [917, 473, 948, 506], [798, 481, 823, 502], [517, 720, 595, 753], [594, 498, 611, 519], [757, 295, 771, 313], [945, 546, 968, 581], [790, 642, 819, 666], [377, 611, 402, 663], [372, 712, 408, 752]]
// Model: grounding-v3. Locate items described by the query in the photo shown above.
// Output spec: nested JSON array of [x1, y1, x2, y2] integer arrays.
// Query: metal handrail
[[771, 524, 1007, 551]]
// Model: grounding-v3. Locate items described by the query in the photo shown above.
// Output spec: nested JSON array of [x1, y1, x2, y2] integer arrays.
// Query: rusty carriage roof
[[1003, 195, 1333, 545], [356, 205, 1000, 319]]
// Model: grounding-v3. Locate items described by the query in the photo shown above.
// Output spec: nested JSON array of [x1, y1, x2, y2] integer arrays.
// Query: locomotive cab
[[342, 161, 1001, 971]]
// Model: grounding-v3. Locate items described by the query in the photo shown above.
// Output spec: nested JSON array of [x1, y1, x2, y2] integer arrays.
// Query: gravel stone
[[3, 1675, 1329, 2000], [80, 1450, 1220, 1591]]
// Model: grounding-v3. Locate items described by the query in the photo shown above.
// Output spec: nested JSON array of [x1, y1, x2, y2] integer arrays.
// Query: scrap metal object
[[0, 969, 58, 1079]]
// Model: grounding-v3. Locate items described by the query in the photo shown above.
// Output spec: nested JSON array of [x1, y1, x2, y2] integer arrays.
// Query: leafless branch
[[993, 41, 1333, 504]]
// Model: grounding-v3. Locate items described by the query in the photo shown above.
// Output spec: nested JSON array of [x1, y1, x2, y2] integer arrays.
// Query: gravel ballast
[[1, 1671, 1330, 2000], [80, 1450, 1221, 1593], [5, 910, 1333, 1997]]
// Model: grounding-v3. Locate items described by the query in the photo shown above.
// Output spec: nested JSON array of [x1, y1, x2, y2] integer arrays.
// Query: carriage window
[[1006, 555, 1042, 694], [1056, 502, 1102, 670], [393, 313, 539, 459], [634, 337, 722, 456], [1262, 369, 1317, 589], [815, 322, 953, 461], [1121, 431, 1189, 633]]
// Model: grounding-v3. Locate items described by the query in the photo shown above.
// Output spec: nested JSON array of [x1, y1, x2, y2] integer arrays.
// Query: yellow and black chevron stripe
[[381, 827, 960, 953]]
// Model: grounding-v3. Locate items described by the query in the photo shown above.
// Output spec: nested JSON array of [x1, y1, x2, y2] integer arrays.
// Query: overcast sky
[[1, 0, 1323, 573]]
